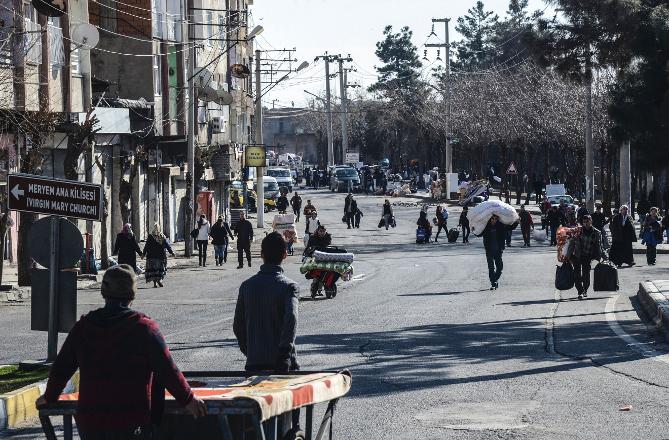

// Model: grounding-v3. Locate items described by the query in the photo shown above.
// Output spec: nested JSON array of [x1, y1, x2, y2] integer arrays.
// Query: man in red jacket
[[36, 264, 206, 439]]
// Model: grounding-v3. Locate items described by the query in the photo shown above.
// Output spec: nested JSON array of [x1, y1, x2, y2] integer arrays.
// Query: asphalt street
[[3, 189, 669, 439]]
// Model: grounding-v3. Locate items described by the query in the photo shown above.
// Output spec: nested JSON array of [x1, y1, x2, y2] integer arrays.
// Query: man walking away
[[459, 206, 470, 243], [434, 206, 448, 242], [482, 215, 516, 290], [519, 204, 534, 247], [36, 265, 207, 439], [233, 232, 301, 437], [547, 205, 563, 246], [569, 215, 602, 299], [592, 204, 610, 248], [210, 215, 234, 266], [290, 192, 302, 222], [344, 193, 357, 229], [195, 215, 210, 267], [234, 211, 254, 269], [382, 199, 393, 230]]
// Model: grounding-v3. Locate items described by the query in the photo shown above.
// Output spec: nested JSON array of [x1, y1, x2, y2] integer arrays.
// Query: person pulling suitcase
[[568, 215, 603, 300]]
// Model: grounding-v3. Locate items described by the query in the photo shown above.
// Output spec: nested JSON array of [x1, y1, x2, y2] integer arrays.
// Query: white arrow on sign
[[11, 184, 24, 200]]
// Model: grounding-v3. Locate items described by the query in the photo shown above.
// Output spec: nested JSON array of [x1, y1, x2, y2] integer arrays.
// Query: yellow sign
[[245, 146, 266, 167]]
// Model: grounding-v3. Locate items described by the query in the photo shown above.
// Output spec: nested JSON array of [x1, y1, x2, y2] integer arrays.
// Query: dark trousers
[[435, 223, 447, 240], [346, 212, 355, 228], [647, 245, 657, 264], [574, 260, 592, 294], [550, 226, 558, 245], [505, 230, 512, 246], [238, 245, 251, 267], [197, 240, 208, 266], [293, 206, 301, 222], [486, 251, 503, 284], [521, 227, 531, 245], [462, 224, 470, 242], [355, 213, 362, 228]]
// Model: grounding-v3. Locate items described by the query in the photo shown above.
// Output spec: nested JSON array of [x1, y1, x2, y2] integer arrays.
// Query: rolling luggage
[[593, 260, 619, 291], [555, 262, 575, 291], [447, 228, 459, 243], [416, 228, 427, 244]]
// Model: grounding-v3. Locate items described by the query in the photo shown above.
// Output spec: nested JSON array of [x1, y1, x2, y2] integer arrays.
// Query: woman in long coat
[[113, 223, 142, 272], [143, 223, 174, 287], [609, 205, 637, 267]]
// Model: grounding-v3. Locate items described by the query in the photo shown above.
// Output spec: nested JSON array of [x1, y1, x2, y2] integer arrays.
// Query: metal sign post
[[47, 216, 60, 361]]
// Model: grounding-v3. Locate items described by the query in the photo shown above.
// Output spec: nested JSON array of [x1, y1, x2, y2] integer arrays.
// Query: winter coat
[[547, 209, 565, 228], [459, 211, 469, 227], [519, 210, 534, 230], [482, 222, 515, 254], [196, 220, 210, 241], [143, 234, 174, 260], [571, 227, 602, 262], [210, 221, 234, 245], [382, 203, 393, 217], [277, 196, 289, 212], [436, 209, 447, 226], [290, 195, 302, 209], [113, 233, 142, 269], [610, 214, 637, 243], [307, 232, 332, 251], [234, 219, 254, 248]]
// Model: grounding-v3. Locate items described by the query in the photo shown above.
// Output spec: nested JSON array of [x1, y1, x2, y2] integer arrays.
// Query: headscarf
[[151, 223, 165, 244], [122, 223, 133, 235]]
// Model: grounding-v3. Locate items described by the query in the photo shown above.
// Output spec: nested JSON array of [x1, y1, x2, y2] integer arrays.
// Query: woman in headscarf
[[609, 205, 637, 267], [143, 223, 175, 287], [113, 223, 142, 272]]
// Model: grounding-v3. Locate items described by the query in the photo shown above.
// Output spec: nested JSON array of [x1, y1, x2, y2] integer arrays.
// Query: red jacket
[[44, 305, 193, 431]]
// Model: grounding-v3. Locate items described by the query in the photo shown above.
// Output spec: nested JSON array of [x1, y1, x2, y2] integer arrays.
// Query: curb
[[637, 281, 669, 341], [0, 371, 78, 432]]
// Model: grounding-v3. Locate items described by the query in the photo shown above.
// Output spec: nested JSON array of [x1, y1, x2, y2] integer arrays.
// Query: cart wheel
[[283, 429, 305, 440], [325, 291, 333, 299]]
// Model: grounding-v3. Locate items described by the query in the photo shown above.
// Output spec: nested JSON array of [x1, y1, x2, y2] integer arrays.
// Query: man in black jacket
[[569, 215, 602, 299], [233, 212, 254, 269], [233, 232, 301, 437], [482, 215, 516, 290], [547, 205, 565, 246], [210, 216, 234, 266], [290, 192, 302, 222], [344, 194, 357, 229]]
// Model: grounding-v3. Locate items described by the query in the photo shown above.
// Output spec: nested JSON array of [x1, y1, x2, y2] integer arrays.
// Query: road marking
[[545, 289, 560, 354], [605, 294, 669, 364]]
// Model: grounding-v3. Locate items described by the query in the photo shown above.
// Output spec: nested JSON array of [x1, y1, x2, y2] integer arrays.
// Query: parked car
[[267, 167, 295, 192], [330, 166, 361, 192]]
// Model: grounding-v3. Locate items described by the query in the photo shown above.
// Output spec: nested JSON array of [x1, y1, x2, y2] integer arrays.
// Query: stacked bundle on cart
[[272, 213, 298, 244], [300, 248, 355, 282]]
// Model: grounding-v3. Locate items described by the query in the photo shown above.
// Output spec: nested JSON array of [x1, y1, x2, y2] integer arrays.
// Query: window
[[151, 0, 165, 39], [70, 48, 80, 75], [218, 16, 225, 47], [205, 11, 213, 46], [47, 17, 64, 66], [23, 4, 41, 65], [153, 54, 162, 96]]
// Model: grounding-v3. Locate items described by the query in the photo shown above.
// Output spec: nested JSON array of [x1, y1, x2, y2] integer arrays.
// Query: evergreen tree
[[490, 0, 543, 66], [453, 1, 499, 71], [369, 25, 422, 94]]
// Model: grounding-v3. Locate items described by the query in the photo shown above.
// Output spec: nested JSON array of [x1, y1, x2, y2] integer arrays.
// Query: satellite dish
[[231, 64, 250, 79], [217, 89, 234, 105], [197, 85, 218, 102], [71, 23, 100, 50], [32, 0, 66, 17]]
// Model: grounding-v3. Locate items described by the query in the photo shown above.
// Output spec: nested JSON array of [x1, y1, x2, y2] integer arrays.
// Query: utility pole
[[315, 54, 335, 166], [184, 0, 195, 257], [584, 60, 595, 212], [620, 139, 631, 210], [337, 55, 352, 164], [426, 18, 451, 175], [255, 49, 264, 228]]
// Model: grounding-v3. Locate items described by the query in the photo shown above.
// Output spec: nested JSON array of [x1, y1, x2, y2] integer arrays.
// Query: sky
[[250, 0, 550, 108]]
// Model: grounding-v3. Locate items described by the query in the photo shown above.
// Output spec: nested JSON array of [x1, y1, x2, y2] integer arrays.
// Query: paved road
[[4, 189, 669, 439]]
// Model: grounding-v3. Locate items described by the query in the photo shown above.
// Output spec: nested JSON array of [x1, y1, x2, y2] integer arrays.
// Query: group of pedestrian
[[344, 193, 363, 229]]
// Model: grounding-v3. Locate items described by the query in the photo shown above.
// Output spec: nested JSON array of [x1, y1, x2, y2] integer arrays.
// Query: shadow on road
[[398, 290, 487, 297], [297, 315, 649, 398]]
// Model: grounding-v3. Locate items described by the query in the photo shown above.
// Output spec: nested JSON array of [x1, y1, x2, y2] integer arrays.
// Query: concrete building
[[263, 107, 319, 164]]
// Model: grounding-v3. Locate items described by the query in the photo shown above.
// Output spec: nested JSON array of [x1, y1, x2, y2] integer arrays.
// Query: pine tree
[[369, 25, 422, 94], [453, 1, 499, 71]]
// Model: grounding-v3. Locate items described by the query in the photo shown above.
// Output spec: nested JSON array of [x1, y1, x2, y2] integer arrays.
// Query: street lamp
[[247, 25, 264, 40]]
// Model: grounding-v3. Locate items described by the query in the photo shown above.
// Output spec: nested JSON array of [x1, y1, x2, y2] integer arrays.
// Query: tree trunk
[[17, 212, 37, 286]]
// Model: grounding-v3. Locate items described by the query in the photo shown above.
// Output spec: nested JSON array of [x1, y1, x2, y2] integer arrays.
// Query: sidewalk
[[637, 281, 669, 340], [0, 213, 275, 303]]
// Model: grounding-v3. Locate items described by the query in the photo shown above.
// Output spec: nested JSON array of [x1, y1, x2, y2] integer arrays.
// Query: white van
[[267, 167, 295, 192]]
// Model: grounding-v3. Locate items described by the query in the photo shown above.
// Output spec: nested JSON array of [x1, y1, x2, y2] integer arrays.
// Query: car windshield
[[268, 169, 291, 178], [549, 196, 573, 204], [336, 168, 358, 178], [231, 181, 243, 190], [264, 182, 279, 191]]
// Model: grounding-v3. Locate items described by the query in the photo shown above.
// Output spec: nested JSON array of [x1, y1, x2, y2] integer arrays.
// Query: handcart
[[38, 370, 352, 440]]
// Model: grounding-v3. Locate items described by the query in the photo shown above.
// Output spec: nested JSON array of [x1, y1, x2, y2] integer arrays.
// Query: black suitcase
[[593, 260, 619, 291], [555, 263, 575, 291], [447, 228, 459, 243]]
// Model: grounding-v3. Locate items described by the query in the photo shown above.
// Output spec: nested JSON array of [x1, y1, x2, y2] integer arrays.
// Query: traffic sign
[[29, 216, 84, 269], [7, 173, 103, 221], [506, 162, 518, 175], [345, 152, 360, 164]]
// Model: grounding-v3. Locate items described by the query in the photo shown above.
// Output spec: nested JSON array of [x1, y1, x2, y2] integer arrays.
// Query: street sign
[[7, 173, 103, 221], [244, 146, 266, 167], [29, 216, 84, 270], [506, 162, 518, 175], [345, 152, 360, 164]]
